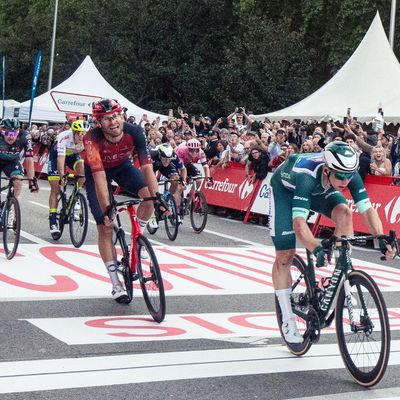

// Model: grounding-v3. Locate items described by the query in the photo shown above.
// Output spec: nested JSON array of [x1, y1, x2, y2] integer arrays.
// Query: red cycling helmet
[[92, 98, 123, 119]]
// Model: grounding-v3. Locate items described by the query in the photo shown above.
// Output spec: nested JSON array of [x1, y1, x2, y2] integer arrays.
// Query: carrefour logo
[[238, 179, 254, 200], [384, 196, 400, 224]]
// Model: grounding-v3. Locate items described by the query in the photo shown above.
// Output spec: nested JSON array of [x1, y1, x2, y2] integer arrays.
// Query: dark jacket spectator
[[245, 147, 270, 183]]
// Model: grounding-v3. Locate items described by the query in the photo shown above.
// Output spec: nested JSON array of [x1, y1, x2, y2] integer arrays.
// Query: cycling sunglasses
[[189, 148, 200, 153], [1, 128, 19, 137], [332, 171, 355, 181]]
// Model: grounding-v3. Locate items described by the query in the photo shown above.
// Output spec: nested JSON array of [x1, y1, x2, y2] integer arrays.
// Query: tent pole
[[389, 0, 397, 49], [48, 0, 59, 90]]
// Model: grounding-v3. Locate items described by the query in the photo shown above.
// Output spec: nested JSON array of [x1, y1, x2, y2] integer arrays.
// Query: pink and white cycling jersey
[[175, 146, 207, 166]]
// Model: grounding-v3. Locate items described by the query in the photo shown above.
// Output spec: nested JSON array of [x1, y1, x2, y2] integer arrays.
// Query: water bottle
[[73, 202, 81, 221]]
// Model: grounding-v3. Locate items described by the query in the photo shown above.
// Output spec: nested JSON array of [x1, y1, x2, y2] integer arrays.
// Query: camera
[[237, 107, 243, 113]]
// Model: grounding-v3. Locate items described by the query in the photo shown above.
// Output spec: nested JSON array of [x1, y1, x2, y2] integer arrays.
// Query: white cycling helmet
[[187, 138, 201, 149], [323, 141, 359, 172], [158, 144, 174, 159]]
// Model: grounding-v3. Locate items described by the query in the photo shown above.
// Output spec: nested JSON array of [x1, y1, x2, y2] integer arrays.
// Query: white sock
[[105, 261, 121, 287], [138, 218, 150, 228], [276, 288, 294, 323]]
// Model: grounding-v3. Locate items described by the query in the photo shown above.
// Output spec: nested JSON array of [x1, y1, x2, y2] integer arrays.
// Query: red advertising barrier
[[316, 175, 400, 236], [203, 163, 259, 211]]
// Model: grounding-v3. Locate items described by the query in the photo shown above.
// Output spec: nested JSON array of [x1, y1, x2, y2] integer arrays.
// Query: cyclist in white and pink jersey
[[175, 138, 212, 184]]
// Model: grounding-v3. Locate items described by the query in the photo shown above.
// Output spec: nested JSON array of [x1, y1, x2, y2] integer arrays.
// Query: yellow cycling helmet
[[71, 120, 90, 135]]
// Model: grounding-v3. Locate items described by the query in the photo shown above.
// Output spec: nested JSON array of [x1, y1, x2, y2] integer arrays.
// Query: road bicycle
[[179, 176, 209, 233], [111, 196, 166, 322], [51, 174, 88, 247], [0, 176, 23, 259], [146, 179, 179, 241], [275, 231, 399, 387]]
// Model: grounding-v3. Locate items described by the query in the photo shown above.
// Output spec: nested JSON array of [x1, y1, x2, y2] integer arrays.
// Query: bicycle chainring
[[307, 308, 321, 343]]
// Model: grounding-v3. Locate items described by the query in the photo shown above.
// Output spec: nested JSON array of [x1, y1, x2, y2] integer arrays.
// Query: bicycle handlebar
[[320, 230, 399, 261]]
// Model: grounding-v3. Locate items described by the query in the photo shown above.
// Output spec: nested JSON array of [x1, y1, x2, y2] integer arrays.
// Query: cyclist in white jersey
[[47, 120, 90, 235]]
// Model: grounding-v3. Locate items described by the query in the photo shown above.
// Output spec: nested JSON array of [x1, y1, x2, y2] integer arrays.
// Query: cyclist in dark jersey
[[83, 99, 168, 303], [150, 143, 186, 217], [269, 141, 395, 343], [0, 118, 39, 196]]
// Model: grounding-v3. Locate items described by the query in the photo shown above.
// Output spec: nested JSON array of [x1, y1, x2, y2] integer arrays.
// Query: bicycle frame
[[115, 203, 141, 275], [293, 241, 354, 329], [60, 177, 83, 221]]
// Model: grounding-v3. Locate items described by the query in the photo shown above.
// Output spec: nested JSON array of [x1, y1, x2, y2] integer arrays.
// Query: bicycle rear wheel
[[164, 193, 179, 241], [336, 270, 390, 387], [3, 197, 21, 260], [190, 191, 208, 233], [115, 225, 132, 304], [136, 235, 166, 322], [52, 192, 65, 240], [275, 254, 314, 356], [69, 192, 89, 248]]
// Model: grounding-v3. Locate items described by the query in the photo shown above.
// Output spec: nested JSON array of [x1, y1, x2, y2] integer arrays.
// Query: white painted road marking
[[1, 341, 399, 393], [24, 309, 400, 345], [1, 245, 399, 300]]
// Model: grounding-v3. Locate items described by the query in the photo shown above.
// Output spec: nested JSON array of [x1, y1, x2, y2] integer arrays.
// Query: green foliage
[[0, 0, 399, 117]]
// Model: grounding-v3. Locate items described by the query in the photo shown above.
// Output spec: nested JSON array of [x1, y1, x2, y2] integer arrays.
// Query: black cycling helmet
[[1, 118, 20, 131]]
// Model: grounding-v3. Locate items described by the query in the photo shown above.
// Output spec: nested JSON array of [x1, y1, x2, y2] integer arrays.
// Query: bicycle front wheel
[[3, 197, 21, 260], [69, 192, 89, 248], [115, 225, 132, 304], [336, 270, 390, 387], [190, 191, 208, 233], [52, 192, 65, 241], [164, 193, 179, 241], [275, 254, 314, 356], [136, 235, 166, 322]]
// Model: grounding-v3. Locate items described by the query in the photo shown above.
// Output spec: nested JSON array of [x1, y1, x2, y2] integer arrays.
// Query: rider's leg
[[74, 159, 85, 187], [10, 174, 23, 198], [48, 178, 60, 231], [272, 249, 296, 318], [137, 186, 155, 226]]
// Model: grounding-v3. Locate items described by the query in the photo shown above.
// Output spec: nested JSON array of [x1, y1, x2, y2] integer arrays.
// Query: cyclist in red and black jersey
[[84, 98, 168, 303]]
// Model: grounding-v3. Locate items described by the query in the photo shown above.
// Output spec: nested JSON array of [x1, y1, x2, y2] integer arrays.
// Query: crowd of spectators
[[121, 108, 400, 183], [25, 108, 400, 184]]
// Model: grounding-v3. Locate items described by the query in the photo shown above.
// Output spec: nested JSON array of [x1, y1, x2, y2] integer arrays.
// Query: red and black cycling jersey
[[83, 122, 151, 173], [0, 130, 33, 162]]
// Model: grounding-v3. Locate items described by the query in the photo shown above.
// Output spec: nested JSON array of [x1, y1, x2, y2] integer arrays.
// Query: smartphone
[[347, 107, 351, 116], [343, 117, 348, 124]]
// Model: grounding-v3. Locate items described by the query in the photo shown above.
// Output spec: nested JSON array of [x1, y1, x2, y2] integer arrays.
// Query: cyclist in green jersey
[[269, 141, 395, 343]]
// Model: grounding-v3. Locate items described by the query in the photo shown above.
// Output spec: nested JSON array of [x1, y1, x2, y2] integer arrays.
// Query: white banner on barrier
[[250, 174, 272, 216]]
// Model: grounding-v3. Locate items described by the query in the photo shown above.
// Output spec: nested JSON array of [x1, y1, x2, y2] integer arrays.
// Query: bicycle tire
[[69, 192, 89, 248], [136, 235, 166, 322], [51, 192, 66, 240], [164, 192, 179, 241], [3, 197, 21, 260], [335, 270, 390, 387], [190, 191, 208, 233], [275, 254, 314, 356], [115, 225, 133, 304]]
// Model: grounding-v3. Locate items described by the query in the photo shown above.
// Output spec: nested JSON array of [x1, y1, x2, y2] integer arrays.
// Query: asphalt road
[[1, 181, 400, 399]]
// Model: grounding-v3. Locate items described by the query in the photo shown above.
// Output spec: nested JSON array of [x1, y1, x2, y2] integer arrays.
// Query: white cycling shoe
[[282, 318, 303, 344]]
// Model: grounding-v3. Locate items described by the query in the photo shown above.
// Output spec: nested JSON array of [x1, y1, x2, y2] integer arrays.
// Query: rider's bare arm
[[293, 216, 320, 252]]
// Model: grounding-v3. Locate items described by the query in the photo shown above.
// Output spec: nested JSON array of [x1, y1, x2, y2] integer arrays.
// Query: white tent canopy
[[252, 12, 400, 123], [19, 56, 167, 123], [0, 99, 21, 119]]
